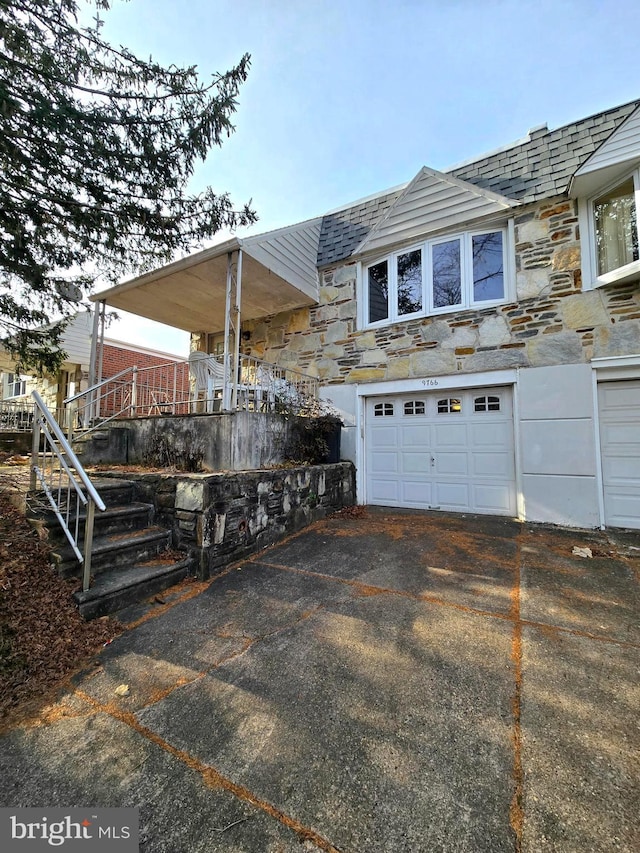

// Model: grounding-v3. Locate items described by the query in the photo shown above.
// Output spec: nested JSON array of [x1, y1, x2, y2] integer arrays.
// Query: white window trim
[[4, 373, 27, 399], [579, 166, 640, 290], [359, 220, 515, 330]]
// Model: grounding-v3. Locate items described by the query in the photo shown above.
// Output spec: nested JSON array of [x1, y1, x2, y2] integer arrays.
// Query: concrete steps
[[29, 477, 195, 619]]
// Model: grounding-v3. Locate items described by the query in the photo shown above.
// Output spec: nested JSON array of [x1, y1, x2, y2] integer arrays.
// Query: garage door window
[[474, 395, 501, 412], [404, 400, 426, 415], [374, 402, 394, 417], [437, 398, 461, 413]]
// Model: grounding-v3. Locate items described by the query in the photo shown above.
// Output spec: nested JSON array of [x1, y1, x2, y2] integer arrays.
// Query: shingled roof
[[317, 99, 640, 267]]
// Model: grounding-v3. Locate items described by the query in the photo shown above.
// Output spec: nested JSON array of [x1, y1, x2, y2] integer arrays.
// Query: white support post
[[95, 302, 105, 421], [222, 252, 234, 411], [88, 301, 101, 422], [231, 249, 243, 411]]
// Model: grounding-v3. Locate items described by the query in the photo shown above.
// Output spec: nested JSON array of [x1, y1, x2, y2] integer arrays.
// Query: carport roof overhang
[[90, 227, 321, 333]]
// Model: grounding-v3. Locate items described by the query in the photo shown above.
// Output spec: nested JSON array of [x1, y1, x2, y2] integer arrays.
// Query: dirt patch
[[0, 482, 121, 731]]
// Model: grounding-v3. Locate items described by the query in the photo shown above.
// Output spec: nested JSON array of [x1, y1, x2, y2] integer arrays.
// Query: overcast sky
[[93, 0, 640, 354]]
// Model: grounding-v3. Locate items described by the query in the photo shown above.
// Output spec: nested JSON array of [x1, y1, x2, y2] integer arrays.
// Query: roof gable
[[353, 167, 516, 256], [569, 105, 640, 197]]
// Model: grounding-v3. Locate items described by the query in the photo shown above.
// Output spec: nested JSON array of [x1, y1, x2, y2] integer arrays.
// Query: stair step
[[74, 556, 195, 619], [35, 502, 154, 543], [55, 526, 171, 578]]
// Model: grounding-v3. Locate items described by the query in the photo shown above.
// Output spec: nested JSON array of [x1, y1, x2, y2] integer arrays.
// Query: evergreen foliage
[[0, 0, 255, 373]]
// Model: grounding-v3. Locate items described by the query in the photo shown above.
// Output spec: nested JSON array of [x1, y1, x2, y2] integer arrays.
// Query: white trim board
[[355, 369, 518, 398]]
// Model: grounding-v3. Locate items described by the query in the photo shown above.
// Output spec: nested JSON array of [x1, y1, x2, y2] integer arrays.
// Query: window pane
[[432, 240, 462, 308], [473, 232, 504, 301], [368, 260, 389, 323], [594, 178, 639, 275], [397, 249, 422, 315]]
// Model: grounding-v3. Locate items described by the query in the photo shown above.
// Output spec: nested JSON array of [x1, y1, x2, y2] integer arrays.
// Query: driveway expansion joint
[[73, 690, 343, 853]]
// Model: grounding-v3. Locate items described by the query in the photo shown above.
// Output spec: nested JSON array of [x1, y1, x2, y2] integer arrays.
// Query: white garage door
[[365, 386, 516, 516], [598, 380, 640, 529]]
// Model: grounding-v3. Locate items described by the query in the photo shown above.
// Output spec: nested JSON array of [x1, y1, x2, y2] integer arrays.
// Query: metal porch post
[[222, 249, 243, 411], [231, 249, 243, 410]]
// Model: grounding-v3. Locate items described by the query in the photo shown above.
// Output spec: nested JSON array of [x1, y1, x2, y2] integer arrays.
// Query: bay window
[[365, 226, 508, 326]]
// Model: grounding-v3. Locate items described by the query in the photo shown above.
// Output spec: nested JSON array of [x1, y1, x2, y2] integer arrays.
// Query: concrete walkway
[[1, 508, 638, 852]]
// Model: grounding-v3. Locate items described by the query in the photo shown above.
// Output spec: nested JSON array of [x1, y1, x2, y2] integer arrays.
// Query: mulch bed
[[0, 480, 121, 730]]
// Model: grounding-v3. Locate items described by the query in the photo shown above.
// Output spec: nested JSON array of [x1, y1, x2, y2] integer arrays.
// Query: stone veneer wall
[[98, 463, 355, 578], [236, 197, 640, 381]]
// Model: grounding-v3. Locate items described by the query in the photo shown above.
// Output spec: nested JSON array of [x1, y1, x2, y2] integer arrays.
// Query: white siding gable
[[244, 218, 322, 301], [353, 167, 517, 256], [60, 311, 93, 367], [574, 106, 640, 176]]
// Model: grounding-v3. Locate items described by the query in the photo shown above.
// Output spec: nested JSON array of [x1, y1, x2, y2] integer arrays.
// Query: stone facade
[[237, 196, 640, 381]]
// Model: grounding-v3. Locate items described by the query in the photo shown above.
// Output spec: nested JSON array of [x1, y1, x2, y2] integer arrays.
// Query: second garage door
[[365, 386, 516, 516]]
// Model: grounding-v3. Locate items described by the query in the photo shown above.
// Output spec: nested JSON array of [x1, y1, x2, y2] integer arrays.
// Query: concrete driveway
[[1, 508, 638, 852]]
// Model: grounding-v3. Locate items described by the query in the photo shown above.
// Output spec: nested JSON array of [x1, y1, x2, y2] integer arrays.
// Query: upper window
[[581, 169, 640, 287], [365, 227, 508, 326], [593, 176, 639, 276], [6, 373, 26, 398]]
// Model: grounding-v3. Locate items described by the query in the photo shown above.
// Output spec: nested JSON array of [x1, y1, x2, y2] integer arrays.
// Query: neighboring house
[[93, 98, 640, 530], [0, 310, 186, 420]]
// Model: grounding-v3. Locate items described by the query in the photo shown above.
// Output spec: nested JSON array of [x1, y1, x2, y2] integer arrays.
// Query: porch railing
[[0, 398, 35, 432], [29, 390, 106, 592], [63, 354, 319, 439]]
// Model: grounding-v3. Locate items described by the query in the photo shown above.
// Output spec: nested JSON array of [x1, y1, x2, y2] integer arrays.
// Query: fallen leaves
[[0, 488, 121, 729]]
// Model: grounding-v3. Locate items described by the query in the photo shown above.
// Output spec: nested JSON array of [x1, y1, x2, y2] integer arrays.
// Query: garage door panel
[[472, 452, 513, 478], [598, 379, 640, 529], [435, 452, 469, 476], [471, 421, 512, 447], [369, 479, 400, 503], [401, 452, 431, 474], [434, 481, 470, 509], [602, 455, 640, 481], [370, 452, 399, 474], [401, 481, 432, 505], [370, 426, 398, 447], [600, 424, 640, 444], [366, 387, 515, 517], [401, 424, 431, 447], [433, 423, 468, 447], [473, 483, 513, 512]]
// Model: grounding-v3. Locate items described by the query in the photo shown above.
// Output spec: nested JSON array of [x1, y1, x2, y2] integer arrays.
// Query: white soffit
[[353, 166, 517, 256], [91, 219, 321, 332], [570, 106, 640, 198], [243, 217, 322, 302]]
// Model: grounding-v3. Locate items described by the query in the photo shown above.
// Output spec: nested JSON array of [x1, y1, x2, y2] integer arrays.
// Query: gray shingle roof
[[317, 189, 404, 267], [317, 99, 640, 267]]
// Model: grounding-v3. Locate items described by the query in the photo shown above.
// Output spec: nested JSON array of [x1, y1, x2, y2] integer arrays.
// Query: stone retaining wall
[[98, 463, 355, 578]]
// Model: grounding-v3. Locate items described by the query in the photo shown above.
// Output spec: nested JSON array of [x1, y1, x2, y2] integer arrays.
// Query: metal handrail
[[30, 390, 106, 592]]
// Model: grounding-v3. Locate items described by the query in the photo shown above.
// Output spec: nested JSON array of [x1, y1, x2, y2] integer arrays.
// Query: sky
[[91, 0, 640, 354]]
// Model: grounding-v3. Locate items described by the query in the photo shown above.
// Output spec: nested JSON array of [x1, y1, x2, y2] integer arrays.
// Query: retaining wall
[[97, 462, 355, 578]]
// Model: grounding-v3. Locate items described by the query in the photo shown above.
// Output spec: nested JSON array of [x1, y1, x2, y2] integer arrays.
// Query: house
[[0, 310, 187, 424], [92, 98, 640, 531]]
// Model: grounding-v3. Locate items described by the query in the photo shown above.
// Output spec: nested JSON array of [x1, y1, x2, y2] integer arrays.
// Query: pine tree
[[0, 0, 255, 373]]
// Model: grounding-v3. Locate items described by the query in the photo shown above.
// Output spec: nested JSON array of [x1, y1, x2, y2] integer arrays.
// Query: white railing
[[30, 390, 106, 592], [237, 355, 320, 416], [64, 355, 319, 438], [64, 360, 192, 439], [0, 398, 35, 431]]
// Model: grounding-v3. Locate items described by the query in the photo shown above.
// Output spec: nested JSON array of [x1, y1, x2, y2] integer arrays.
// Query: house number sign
[[421, 378, 440, 387]]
